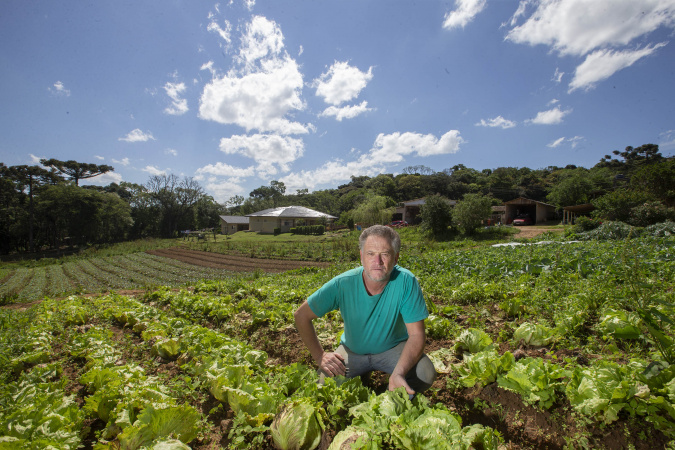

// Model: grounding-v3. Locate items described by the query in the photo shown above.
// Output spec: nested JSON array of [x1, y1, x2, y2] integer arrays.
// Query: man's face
[[360, 235, 399, 283]]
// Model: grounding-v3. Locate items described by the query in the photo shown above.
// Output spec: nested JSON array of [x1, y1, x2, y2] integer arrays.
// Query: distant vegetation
[[1, 143, 673, 256]]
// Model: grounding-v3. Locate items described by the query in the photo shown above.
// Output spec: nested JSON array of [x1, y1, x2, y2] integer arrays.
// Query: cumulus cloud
[[475, 116, 516, 129], [165, 148, 178, 156], [279, 129, 464, 192], [443, 0, 487, 30], [195, 162, 255, 178], [119, 129, 156, 142], [313, 61, 374, 106], [526, 106, 571, 125], [319, 101, 373, 121], [569, 43, 667, 92], [218, 134, 304, 177], [505, 0, 675, 91], [82, 171, 123, 186], [199, 16, 309, 135], [49, 81, 71, 96], [203, 177, 248, 203], [142, 165, 167, 176], [163, 81, 189, 115]]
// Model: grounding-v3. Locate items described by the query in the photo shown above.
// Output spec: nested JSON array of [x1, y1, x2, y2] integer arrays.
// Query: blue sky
[[2, 0, 674, 203]]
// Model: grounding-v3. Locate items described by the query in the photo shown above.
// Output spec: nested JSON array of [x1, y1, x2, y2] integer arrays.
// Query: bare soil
[[146, 247, 330, 272], [512, 225, 563, 240]]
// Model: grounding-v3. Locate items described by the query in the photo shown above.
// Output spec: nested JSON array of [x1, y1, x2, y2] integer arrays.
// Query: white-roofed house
[[246, 206, 337, 234]]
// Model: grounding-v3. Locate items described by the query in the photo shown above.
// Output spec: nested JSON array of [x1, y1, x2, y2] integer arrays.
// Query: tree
[[145, 174, 205, 237], [546, 172, 595, 207], [6, 165, 61, 252], [351, 195, 395, 227], [40, 158, 114, 186], [420, 195, 452, 237], [452, 193, 493, 235]]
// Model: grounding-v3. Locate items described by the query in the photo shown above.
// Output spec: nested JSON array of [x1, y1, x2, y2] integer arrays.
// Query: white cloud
[[313, 61, 374, 106], [142, 165, 167, 176], [505, 0, 675, 90], [163, 81, 189, 115], [204, 177, 248, 203], [94, 155, 105, 160], [82, 171, 122, 186], [112, 157, 130, 166], [552, 68, 564, 83], [207, 19, 232, 45], [199, 16, 309, 135], [30, 154, 44, 164], [526, 106, 571, 125], [547, 135, 585, 148], [49, 81, 71, 96], [569, 43, 667, 92], [506, 0, 675, 57], [119, 129, 156, 142], [475, 116, 516, 129], [244, 0, 255, 11], [279, 129, 464, 192], [370, 130, 464, 164], [218, 134, 304, 177], [547, 137, 566, 148], [319, 101, 373, 121], [195, 162, 255, 178], [165, 148, 178, 156], [547, 98, 559, 106], [236, 15, 285, 71], [443, 0, 487, 30]]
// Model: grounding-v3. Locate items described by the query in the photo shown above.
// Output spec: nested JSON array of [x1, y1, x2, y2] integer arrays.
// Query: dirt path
[[512, 226, 562, 240]]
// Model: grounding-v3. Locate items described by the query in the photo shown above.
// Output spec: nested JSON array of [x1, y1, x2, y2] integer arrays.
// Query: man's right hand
[[319, 351, 346, 377]]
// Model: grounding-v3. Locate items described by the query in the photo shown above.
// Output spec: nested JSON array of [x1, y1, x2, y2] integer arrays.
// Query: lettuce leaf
[[270, 400, 325, 450], [117, 404, 200, 449]]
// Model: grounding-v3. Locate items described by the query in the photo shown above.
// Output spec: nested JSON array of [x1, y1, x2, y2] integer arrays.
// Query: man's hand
[[388, 372, 415, 395], [319, 351, 346, 377]]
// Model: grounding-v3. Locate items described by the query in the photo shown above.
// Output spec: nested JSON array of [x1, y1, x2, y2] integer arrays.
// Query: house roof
[[504, 197, 556, 208], [219, 215, 250, 224], [246, 205, 337, 219]]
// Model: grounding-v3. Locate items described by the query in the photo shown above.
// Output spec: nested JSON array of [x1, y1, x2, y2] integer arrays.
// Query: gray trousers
[[320, 341, 437, 393]]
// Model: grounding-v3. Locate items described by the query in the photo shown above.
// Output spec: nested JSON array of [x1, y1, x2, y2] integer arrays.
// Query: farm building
[[395, 197, 457, 224], [246, 206, 337, 234], [219, 215, 249, 235], [562, 203, 595, 224], [504, 197, 557, 224]]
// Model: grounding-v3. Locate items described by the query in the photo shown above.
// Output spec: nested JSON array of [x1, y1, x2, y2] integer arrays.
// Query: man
[[294, 225, 437, 395]]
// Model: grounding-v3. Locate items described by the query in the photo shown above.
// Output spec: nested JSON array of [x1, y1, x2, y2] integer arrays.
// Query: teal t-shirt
[[307, 265, 428, 355]]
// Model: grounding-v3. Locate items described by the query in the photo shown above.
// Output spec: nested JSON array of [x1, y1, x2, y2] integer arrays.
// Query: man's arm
[[388, 320, 425, 394], [294, 301, 345, 377]]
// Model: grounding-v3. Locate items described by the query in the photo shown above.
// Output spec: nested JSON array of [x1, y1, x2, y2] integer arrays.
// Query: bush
[[273, 227, 281, 236], [577, 221, 641, 241], [291, 225, 325, 235], [572, 216, 602, 233], [628, 201, 675, 227]]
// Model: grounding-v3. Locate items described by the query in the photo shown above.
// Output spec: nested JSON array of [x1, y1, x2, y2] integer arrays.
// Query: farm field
[[1, 223, 674, 449]]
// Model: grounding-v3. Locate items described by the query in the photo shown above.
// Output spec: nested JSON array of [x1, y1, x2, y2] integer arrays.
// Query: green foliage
[[454, 350, 515, 388], [592, 189, 651, 223], [454, 328, 494, 354], [512, 322, 556, 347], [351, 195, 395, 226], [452, 193, 493, 235], [420, 194, 453, 236], [497, 357, 569, 409], [270, 400, 325, 450], [572, 215, 602, 232]]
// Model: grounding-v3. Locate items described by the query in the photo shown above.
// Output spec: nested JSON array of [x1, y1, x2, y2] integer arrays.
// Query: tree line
[[1, 144, 673, 254]]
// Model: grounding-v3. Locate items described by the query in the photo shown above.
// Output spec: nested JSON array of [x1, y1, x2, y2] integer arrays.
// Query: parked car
[[512, 214, 533, 226], [388, 220, 408, 228]]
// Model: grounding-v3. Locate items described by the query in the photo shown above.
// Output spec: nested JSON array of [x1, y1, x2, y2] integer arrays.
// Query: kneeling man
[[294, 225, 437, 395]]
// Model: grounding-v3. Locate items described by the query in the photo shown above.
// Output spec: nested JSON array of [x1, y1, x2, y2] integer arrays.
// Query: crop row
[[0, 252, 239, 304]]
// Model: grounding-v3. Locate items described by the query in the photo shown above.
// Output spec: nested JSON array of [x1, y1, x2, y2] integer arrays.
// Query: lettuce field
[[1, 225, 674, 449]]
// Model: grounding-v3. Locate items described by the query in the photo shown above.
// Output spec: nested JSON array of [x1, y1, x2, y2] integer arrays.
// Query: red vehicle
[[512, 214, 533, 226]]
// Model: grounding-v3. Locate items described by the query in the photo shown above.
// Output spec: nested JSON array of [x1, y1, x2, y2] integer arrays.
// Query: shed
[[246, 206, 336, 234], [562, 204, 595, 225], [219, 215, 249, 235], [395, 197, 457, 224], [504, 197, 557, 225]]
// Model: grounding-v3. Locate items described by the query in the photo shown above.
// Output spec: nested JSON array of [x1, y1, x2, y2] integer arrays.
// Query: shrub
[[572, 216, 602, 233], [628, 202, 675, 227], [273, 227, 281, 236]]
